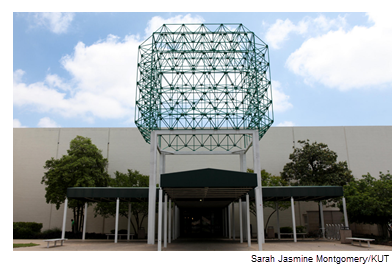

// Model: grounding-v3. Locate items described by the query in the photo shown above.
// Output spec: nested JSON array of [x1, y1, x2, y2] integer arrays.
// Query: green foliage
[[13, 222, 43, 239], [247, 169, 290, 229], [281, 140, 354, 187], [41, 136, 110, 233], [13, 243, 40, 248], [94, 170, 149, 236], [296, 225, 306, 233], [342, 171, 392, 238], [280, 226, 293, 233]]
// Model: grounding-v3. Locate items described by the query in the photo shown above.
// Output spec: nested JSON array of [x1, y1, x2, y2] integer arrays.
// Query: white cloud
[[286, 12, 392, 90], [265, 15, 346, 49], [13, 15, 208, 125], [276, 121, 295, 127], [13, 119, 26, 128], [272, 80, 293, 113], [37, 117, 60, 127], [13, 33, 140, 123], [32, 12, 75, 34], [144, 14, 204, 37]]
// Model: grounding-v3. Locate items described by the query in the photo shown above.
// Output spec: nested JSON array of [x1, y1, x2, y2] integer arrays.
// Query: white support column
[[246, 193, 251, 247], [228, 204, 232, 239], [82, 202, 87, 240], [147, 131, 157, 244], [164, 193, 168, 248], [240, 152, 247, 241], [176, 205, 180, 239], [342, 196, 349, 229], [115, 197, 120, 243], [253, 130, 264, 250], [127, 203, 131, 241], [276, 201, 281, 240], [173, 204, 176, 240], [239, 198, 243, 243], [157, 189, 163, 251], [168, 198, 172, 243], [232, 202, 235, 240], [224, 207, 228, 237], [291, 197, 297, 243], [319, 201, 325, 239], [61, 197, 68, 239]]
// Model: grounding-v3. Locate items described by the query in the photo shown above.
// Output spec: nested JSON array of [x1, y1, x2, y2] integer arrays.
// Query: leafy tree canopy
[[342, 171, 392, 237], [94, 170, 149, 234], [281, 140, 354, 187], [41, 135, 110, 232], [247, 169, 290, 228]]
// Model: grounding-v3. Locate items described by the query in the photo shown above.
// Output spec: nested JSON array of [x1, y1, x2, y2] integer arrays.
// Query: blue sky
[[13, 11, 392, 128]]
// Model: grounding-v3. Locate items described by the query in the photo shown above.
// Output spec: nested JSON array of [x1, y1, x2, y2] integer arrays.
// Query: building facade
[[13, 126, 392, 236]]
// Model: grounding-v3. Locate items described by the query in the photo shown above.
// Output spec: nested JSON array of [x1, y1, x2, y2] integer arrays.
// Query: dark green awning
[[67, 187, 158, 202], [243, 186, 343, 201]]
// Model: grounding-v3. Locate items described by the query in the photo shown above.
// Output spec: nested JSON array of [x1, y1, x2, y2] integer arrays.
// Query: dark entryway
[[180, 208, 223, 237]]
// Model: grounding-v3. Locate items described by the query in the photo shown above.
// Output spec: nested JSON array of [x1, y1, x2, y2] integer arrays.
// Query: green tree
[[247, 169, 290, 229], [41, 136, 110, 233], [281, 140, 354, 187], [342, 171, 392, 238], [94, 170, 149, 236]]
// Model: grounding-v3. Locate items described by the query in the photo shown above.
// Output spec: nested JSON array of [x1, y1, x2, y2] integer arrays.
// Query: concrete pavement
[[13, 238, 392, 251]]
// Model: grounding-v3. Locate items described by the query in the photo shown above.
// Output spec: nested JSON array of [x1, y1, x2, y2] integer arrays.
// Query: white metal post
[[240, 152, 248, 241], [232, 202, 235, 240], [173, 204, 176, 240], [168, 198, 172, 243], [164, 193, 167, 248], [148, 131, 157, 244], [246, 193, 251, 247], [291, 197, 297, 243], [158, 189, 163, 251], [342, 196, 349, 228], [61, 197, 68, 239], [320, 201, 325, 239], [82, 202, 87, 240], [239, 198, 243, 243], [276, 201, 281, 240], [253, 131, 264, 250], [127, 203, 131, 241], [228, 204, 232, 239], [115, 197, 120, 243]]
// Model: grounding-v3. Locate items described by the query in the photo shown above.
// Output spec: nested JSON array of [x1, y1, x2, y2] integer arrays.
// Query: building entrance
[[180, 208, 223, 238]]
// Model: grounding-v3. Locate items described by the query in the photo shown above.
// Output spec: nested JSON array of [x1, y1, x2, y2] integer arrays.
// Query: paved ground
[[13, 238, 392, 251]]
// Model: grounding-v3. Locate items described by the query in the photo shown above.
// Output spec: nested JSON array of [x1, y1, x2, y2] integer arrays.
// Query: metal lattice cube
[[135, 24, 273, 151]]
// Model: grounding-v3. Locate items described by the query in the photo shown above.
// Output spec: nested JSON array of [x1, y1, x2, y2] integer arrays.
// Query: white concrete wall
[[13, 126, 392, 235]]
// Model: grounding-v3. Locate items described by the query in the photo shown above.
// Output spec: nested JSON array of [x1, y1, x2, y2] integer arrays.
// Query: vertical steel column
[[239, 198, 243, 243], [240, 152, 247, 241], [253, 130, 264, 250], [173, 204, 176, 240], [232, 202, 235, 240], [228, 204, 232, 239], [291, 197, 297, 243], [246, 193, 251, 247], [148, 131, 157, 244], [115, 197, 120, 243], [342, 196, 349, 228], [127, 203, 131, 241], [276, 201, 281, 240], [82, 202, 87, 240], [158, 189, 163, 251], [164, 193, 168, 248], [168, 198, 172, 243], [319, 201, 325, 239], [61, 197, 68, 239]]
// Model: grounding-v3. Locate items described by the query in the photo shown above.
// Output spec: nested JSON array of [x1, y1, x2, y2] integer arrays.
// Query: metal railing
[[325, 224, 346, 240]]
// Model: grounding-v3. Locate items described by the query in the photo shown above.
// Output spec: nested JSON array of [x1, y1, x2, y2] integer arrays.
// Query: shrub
[[13, 222, 43, 239], [110, 229, 128, 234], [296, 226, 306, 233], [280, 226, 293, 233]]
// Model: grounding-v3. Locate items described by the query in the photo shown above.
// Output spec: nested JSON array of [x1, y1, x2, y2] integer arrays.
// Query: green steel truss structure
[[135, 24, 273, 152]]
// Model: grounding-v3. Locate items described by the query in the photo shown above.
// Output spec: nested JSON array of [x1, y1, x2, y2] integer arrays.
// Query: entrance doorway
[[180, 208, 223, 238]]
